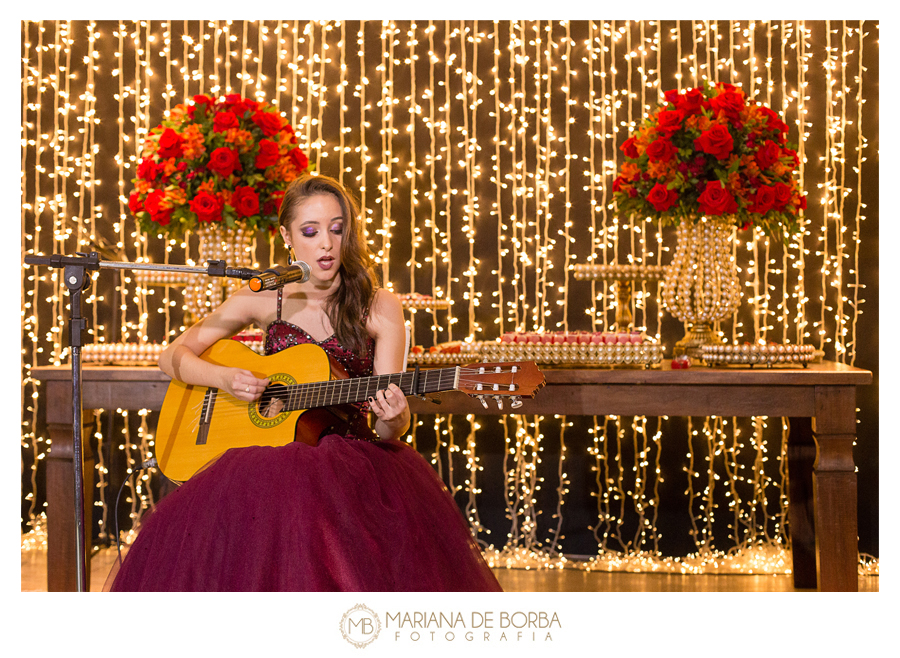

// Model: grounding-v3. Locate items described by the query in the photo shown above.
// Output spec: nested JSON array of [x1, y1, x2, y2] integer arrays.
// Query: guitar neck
[[282, 366, 460, 412]]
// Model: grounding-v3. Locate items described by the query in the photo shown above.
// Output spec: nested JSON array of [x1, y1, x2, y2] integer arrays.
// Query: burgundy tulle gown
[[108, 292, 502, 591]]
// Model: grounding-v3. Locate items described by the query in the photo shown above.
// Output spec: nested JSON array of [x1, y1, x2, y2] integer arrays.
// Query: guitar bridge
[[196, 388, 217, 445]]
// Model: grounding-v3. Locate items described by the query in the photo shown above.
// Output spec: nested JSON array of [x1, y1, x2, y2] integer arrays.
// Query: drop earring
[[287, 244, 297, 265]]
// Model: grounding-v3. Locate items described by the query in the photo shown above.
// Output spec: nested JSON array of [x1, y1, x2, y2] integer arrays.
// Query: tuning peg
[[510, 396, 523, 409], [493, 396, 504, 410], [477, 395, 489, 409]]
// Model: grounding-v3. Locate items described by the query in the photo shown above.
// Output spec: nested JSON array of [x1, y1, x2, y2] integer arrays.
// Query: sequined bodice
[[264, 288, 375, 379], [265, 319, 375, 377]]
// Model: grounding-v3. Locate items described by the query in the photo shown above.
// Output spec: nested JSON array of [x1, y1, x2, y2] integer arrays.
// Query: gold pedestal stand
[[573, 263, 665, 331], [672, 322, 724, 359]]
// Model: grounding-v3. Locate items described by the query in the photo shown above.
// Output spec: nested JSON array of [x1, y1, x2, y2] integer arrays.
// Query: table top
[[32, 359, 873, 386]]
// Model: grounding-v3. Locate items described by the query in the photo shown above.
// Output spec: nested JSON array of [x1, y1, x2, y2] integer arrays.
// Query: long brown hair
[[278, 173, 378, 357]]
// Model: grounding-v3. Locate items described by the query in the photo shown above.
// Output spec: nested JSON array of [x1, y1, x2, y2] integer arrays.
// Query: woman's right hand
[[220, 367, 270, 402]]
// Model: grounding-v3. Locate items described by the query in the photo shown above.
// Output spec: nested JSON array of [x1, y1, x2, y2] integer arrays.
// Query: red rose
[[136, 158, 159, 181], [213, 111, 240, 133], [621, 136, 640, 159], [144, 189, 172, 225], [749, 185, 776, 215], [128, 191, 143, 214], [189, 94, 215, 117], [697, 180, 738, 216], [755, 139, 781, 171], [189, 190, 223, 222], [255, 139, 280, 169], [231, 186, 260, 218], [288, 147, 309, 172], [252, 110, 285, 137], [646, 137, 677, 163], [756, 105, 789, 136], [612, 176, 638, 198], [679, 88, 705, 115], [694, 124, 734, 160], [647, 183, 679, 212], [223, 94, 254, 118], [208, 147, 241, 178], [772, 182, 793, 210], [709, 89, 745, 124], [157, 128, 183, 159], [781, 147, 800, 169], [655, 108, 685, 136]]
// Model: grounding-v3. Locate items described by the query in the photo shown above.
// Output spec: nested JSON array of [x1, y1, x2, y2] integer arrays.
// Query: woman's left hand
[[369, 383, 411, 439]]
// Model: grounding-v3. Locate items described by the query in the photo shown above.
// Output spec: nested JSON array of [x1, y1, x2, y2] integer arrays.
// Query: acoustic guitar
[[154, 339, 545, 481]]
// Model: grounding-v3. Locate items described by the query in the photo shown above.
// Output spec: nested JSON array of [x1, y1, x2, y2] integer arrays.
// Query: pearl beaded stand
[[409, 340, 664, 368], [80, 331, 267, 366], [81, 342, 165, 366], [701, 343, 815, 368], [397, 293, 452, 311], [572, 263, 666, 281]]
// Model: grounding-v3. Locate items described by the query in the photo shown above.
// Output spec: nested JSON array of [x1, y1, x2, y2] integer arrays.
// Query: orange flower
[[620, 161, 641, 181], [648, 159, 676, 182], [225, 128, 255, 153], [181, 124, 206, 160], [686, 114, 712, 132], [161, 157, 180, 177], [141, 138, 159, 159], [276, 130, 297, 149], [771, 161, 789, 177], [167, 104, 189, 123], [166, 186, 187, 206], [266, 156, 299, 182], [740, 155, 760, 179]]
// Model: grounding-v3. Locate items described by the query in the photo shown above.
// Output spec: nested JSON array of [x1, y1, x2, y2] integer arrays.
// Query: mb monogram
[[340, 604, 381, 648]]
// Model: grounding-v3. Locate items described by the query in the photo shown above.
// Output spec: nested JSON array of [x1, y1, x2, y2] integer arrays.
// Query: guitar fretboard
[[279, 366, 459, 412]]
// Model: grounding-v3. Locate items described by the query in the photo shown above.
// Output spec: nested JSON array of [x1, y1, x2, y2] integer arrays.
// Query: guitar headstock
[[457, 361, 545, 409]]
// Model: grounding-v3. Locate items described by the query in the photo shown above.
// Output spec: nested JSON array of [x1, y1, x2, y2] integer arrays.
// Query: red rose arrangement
[[129, 93, 310, 235], [612, 81, 806, 239]]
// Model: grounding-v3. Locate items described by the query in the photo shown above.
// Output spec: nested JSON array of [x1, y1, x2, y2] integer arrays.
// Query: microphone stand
[[23, 251, 258, 592]]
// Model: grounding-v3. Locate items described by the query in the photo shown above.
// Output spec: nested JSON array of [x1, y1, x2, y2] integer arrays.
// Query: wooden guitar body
[[155, 341, 360, 482]]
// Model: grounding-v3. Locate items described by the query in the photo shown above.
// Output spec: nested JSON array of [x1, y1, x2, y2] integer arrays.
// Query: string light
[[20, 20, 875, 577]]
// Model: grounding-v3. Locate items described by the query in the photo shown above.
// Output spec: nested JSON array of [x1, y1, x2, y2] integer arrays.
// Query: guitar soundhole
[[258, 383, 290, 419]]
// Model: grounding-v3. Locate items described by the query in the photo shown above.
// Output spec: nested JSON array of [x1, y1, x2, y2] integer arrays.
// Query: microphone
[[248, 261, 311, 292]]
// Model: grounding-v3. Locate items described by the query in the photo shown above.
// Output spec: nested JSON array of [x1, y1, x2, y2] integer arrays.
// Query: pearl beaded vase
[[183, 223, 254, 324], [661, 218, 741, 358]]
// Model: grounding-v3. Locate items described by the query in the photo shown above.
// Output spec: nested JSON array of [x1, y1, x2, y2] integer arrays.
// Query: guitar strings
[[176, 366, 528, 424]]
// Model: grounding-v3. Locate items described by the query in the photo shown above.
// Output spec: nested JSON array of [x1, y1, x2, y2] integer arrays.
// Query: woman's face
[[280, 192, 345, 285]]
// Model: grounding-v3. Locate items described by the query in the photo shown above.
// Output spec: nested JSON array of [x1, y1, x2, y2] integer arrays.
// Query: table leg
[[787, 416, 818, 589], [812, 386, 859, 592], [45, 418, 94, 592]]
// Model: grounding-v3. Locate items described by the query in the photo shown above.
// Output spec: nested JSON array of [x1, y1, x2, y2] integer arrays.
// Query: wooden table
[[31, 360, 871, 591]]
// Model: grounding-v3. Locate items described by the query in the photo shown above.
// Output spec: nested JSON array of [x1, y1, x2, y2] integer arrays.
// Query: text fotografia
[[386, 611, 561, 642]]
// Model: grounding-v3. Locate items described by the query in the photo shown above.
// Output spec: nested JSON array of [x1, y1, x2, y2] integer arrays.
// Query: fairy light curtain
[[21, 20, 878, 572]]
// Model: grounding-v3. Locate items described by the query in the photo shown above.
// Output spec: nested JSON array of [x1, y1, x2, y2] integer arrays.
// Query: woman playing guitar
[[107, 174, 503, 591]]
